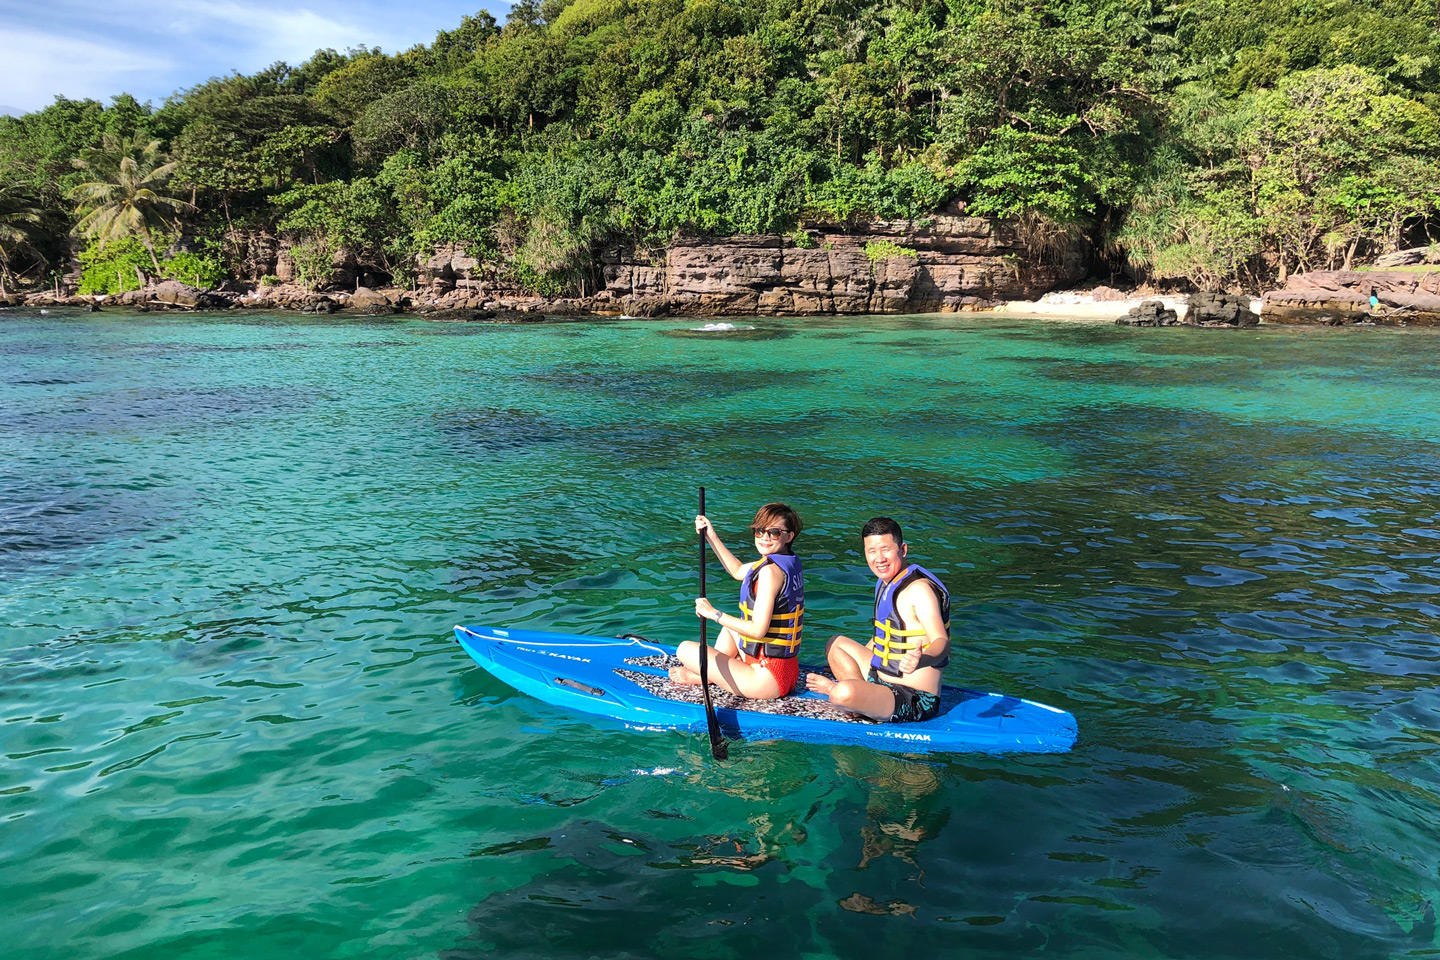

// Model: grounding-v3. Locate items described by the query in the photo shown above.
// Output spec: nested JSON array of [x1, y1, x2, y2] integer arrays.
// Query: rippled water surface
[[3, 310, 1438, 959]]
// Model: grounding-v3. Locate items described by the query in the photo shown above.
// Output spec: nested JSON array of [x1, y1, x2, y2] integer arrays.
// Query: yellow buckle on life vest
[[871, 618, 949, 667], [738, 601, 805, 648]]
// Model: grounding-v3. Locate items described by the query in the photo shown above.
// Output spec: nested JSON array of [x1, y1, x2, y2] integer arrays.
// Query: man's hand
[[898, 646, 923, 674]]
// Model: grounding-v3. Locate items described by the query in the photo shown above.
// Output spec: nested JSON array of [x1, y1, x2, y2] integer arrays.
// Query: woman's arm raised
[[696, 514, 747, 580]]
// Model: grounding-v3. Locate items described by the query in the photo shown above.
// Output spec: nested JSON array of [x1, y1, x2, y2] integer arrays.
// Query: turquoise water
[[3, 310, 1438, 958]]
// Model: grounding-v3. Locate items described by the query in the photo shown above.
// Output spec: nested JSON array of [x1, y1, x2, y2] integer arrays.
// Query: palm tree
[[70, 134, 195, 273], [0, 180, 44, 296]]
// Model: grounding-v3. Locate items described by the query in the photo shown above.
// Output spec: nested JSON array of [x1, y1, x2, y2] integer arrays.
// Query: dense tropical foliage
[[2, 0, 1438, 294], [71, 133, 195, 272], [0, 179, 43, 294]]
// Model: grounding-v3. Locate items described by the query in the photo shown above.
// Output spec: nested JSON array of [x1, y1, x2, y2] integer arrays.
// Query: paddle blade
[[708, 721, 728, 761]]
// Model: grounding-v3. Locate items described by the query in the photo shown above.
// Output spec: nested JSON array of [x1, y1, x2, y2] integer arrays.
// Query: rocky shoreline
[[1258, 267, 1440, 326], [5, 225, 1438, 327], [3, 213, 1091, 321], [0, 279, 587, 322]]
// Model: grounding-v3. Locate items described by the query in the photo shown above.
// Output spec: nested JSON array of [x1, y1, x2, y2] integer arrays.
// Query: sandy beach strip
[[994, 292, 1267, 321], [995, 293, 1191, 321]]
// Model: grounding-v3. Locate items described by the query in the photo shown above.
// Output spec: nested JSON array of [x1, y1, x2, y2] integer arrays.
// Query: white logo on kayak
[[874, 731, 932, 741], [514, 645, 591, 664]]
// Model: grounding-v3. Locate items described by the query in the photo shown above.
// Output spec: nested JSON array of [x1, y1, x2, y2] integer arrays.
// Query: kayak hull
[[454, 624, 1077, 754]]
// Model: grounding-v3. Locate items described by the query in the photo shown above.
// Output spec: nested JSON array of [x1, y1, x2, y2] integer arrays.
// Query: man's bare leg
[[805, 634, 896, 721]]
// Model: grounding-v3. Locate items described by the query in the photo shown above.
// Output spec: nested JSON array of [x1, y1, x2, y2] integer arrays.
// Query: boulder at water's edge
[[1262, 270, 1440, 326]]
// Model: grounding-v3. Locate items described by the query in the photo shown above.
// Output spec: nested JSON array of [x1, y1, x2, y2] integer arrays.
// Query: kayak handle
[[554, 677, 606, 698]]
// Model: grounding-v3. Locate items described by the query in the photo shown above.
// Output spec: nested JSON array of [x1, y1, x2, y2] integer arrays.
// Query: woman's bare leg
[[671, 627, 742, 683], [671, 631, 783, 699], [670, 640, 703, 684]]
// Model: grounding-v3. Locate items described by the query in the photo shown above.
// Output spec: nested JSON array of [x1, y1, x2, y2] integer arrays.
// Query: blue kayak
[[454, 625, 1077, 754]]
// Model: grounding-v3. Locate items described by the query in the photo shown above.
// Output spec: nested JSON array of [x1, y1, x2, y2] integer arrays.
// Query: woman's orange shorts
[[753, 654, 799, 696]]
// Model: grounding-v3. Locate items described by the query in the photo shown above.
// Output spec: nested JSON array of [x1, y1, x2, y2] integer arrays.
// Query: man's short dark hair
[[861, 517, 903, 542]]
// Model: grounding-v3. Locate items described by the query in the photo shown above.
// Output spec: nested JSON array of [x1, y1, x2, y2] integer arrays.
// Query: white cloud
[[190, 2, 378, 66], [0, 27, 172, 110], [0, 0, 511, 112], [0, 3, 371, 111], [144, 0, 377, 61]]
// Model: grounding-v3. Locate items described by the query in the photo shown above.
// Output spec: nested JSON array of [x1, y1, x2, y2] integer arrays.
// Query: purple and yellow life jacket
[[870, 563, 950, 676], [737, 552, 805, 659]]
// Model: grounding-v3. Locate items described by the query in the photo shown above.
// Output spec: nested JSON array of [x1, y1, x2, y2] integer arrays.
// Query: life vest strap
[[871, 618, 950, 665], [873, 619, 927, 641], [738, 601, 805, 647]]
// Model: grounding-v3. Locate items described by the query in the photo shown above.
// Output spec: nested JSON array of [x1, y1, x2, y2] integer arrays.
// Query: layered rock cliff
[[12, 216, 1089, 318], [420, 215, 1088, 316]]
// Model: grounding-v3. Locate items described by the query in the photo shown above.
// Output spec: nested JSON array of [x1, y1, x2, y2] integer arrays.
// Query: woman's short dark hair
[[752, 502, 802, 543], [861, 516, 903, 542]]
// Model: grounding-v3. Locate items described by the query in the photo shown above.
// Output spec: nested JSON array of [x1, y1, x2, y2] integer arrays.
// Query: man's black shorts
[[869, 668, 941, 723]]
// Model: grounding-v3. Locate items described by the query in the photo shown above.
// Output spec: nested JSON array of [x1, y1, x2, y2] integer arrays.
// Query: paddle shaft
[[697, 487, 726, 760]]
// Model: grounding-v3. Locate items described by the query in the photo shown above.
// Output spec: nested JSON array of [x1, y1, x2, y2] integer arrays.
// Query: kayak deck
[[617, 654, 935, 724], [455, 624, 1077, 754]]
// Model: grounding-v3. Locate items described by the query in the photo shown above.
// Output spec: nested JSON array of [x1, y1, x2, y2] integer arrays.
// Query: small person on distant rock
[[1369, 288, 1381, 314]]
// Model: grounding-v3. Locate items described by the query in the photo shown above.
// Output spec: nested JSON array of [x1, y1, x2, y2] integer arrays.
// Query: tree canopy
[[70, 133, 195, 271], [2, 0, 1438, 293]]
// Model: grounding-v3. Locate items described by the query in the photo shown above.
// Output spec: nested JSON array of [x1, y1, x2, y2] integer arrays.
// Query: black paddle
[[698, 487, 728, 761]]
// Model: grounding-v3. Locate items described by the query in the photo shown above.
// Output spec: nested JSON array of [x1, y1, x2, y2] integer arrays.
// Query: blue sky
[[0, 0, 512, 115]]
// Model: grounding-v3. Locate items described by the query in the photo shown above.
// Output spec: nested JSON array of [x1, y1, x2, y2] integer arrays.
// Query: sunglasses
[[752, 526, 789, 539]]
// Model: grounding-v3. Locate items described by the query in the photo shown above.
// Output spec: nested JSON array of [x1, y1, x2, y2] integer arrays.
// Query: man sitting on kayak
[[806, 517, 949, 722], [671, 502, 805, 699]]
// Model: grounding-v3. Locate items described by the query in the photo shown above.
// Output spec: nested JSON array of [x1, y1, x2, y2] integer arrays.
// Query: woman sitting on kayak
[[671, 502, 805, 699]]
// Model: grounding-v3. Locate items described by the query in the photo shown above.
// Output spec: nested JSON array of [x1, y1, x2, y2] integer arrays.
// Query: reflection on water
[[840, 753, 950, 881], [0, 311, 1437, 960], [443, 819, 821, 960]]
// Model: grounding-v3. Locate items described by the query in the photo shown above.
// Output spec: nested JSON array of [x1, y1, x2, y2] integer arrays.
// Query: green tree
[[1243, 65, 1440, 278], [353, 81, 456, 159], [70, 134, 196, 272], [424, 11, 501, 74], [313, 50, 415, 122], [103, 93, 155, 139], [0, 97, 108, 202], [277, 176, 413, 288], [173, 121, 262, 228], [257, 124, 343, 187], [0, 179, 44, 293]]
